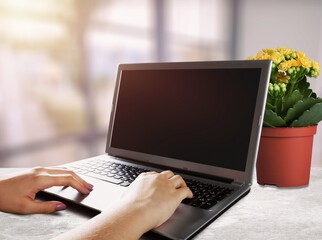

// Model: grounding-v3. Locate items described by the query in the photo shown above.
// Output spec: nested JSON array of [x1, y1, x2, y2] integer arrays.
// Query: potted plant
[[247, 47, 322, 187]]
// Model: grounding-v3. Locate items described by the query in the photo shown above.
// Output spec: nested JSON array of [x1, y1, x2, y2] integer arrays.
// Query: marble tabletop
[[1, 167, 322, 240]]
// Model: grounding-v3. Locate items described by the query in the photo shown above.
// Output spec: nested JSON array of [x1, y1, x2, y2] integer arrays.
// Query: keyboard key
[[120, 181, 131, 187], [86, 172, 123, 185], [191, 200, 203, 207]]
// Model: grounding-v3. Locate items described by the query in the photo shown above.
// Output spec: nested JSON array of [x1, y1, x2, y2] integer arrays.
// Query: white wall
[[237, 0, 322, 166]]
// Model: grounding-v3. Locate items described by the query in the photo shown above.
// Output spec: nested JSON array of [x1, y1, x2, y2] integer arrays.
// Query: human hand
[[52, 170, 192, 240], [119, 170, 193, 232], [0, 167, 93, 214]]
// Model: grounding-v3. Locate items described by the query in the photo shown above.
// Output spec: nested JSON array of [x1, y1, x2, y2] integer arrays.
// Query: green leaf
[[266, 94, 274, 107], [265, 102, 275, 111], [282, 90, 303, 116], [290, 102, 322, 127], [297, 76, 311, 97], [284, 98, 322, 124], [263, 109, 286, 127], [302, 88, 312, 98]]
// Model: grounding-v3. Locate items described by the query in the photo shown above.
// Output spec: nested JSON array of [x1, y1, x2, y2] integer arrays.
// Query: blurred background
[[0, 0, 321, 168]]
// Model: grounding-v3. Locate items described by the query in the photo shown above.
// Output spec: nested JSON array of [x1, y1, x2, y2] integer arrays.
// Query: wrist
[[110, 202, 153, 238]]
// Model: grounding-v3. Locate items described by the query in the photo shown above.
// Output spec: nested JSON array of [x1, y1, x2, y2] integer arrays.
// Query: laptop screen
[[109, 67, 262, 172]]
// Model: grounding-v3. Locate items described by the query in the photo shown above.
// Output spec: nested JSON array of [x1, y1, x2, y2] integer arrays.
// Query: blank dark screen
[[111, 68, 261, 171]]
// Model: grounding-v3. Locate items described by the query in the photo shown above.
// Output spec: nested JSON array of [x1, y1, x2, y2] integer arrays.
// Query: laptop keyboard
[[182, 179, 234, 209], [70, 159, 234, 209], [70, 159, 148, 187]]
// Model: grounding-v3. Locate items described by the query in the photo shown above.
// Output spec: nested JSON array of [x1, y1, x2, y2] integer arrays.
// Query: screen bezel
[[106, 60, 271, 184]]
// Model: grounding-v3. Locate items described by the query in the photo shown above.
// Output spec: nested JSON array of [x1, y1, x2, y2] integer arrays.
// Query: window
[[0, 0, 232, 167]]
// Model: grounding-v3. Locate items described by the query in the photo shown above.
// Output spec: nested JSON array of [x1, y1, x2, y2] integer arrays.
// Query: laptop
[[44, 60, 271, 240]]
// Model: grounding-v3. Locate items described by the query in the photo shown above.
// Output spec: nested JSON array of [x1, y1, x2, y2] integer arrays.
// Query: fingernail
[[83, 188, 90, 195], [88, 183, 94, 190], [55, 203, 66, 211]]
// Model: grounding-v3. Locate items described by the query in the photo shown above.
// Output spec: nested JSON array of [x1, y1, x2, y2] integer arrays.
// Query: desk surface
[[1, 168, 322, 240]]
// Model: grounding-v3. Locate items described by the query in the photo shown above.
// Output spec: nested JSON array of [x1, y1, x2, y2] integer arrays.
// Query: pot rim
[[261, 125, 317, 138]]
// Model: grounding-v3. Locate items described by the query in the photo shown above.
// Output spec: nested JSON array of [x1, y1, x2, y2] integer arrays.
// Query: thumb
[[23, 200, 67, 214]]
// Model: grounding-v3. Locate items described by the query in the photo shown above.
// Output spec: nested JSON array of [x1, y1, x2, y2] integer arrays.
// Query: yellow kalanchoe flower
[[247, 47, 320, 83], [296, 51, 311, 69], [275, 72, 290, 83], [256, 51, 272, 60], [278, 60, 291, 72], [262, 48, 275, 55], [271, 52, 284, 64], [277, 47, 293, 56], [312, 60, 320, 74]]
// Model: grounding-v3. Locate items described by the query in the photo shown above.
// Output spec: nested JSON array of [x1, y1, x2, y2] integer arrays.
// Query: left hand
[[0, 167, 93, 214]]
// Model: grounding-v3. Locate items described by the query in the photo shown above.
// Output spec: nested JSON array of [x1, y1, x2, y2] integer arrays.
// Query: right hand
[[119, 170, 193, 231], [52, 170, 193, 240]]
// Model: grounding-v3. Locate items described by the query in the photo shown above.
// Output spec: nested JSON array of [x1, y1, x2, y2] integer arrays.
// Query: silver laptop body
[[45, 60, 271, 240]]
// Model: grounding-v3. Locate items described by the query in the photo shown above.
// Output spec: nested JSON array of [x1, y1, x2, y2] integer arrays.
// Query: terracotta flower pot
[[256, 126, 317, 187]]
